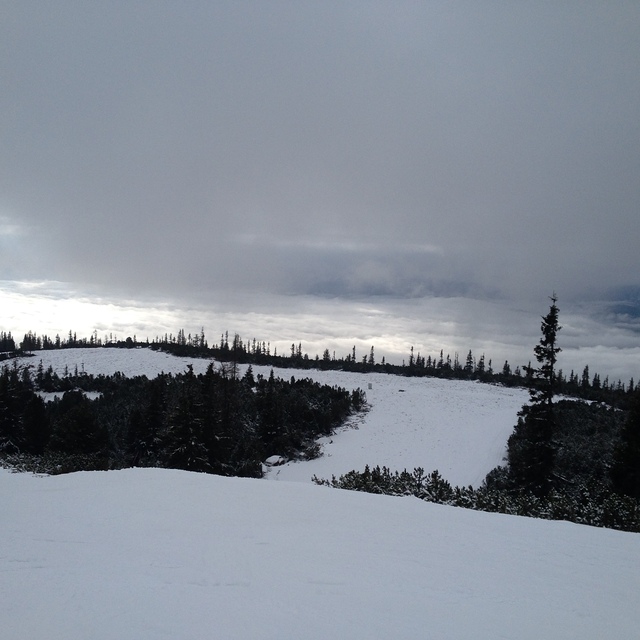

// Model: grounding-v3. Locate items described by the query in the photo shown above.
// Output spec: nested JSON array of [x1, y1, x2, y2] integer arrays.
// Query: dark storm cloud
[[2, 2, 639, 313]]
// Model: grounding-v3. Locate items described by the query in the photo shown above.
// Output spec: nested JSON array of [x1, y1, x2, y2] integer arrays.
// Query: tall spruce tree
[[528, 293, 562, 407], [507, 294, 561, 496]]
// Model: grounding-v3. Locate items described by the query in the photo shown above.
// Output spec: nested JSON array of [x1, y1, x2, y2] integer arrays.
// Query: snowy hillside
[[264, 374, 527, 487], [2, 467, 639, 640], [4, 348, 640, 638], [14, 347, 529, 486]]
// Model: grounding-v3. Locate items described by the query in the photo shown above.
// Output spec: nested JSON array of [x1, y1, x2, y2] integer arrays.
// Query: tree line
[[2, 325, 635, 409]]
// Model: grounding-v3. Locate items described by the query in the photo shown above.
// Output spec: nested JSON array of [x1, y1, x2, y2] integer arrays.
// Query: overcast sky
[[1, 2, 639, 380]]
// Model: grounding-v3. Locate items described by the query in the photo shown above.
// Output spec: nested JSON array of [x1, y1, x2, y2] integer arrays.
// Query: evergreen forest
[[0, 359, 365, 478]]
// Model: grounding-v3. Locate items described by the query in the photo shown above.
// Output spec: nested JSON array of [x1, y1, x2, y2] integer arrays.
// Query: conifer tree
[[581, 365, 590, 389], [527, 293, 561, 407], [159, 366, 209, 472], [508, 294, 561, 496], [464, 350, 474, 376]]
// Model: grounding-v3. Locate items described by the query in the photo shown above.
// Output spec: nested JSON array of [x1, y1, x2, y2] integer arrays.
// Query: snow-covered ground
[[2, 467, 639, 640], [14, 347, 529, 487], [4, 348, 640, 638], [16, 346, 215, 379], [264, 373, 527, 487]]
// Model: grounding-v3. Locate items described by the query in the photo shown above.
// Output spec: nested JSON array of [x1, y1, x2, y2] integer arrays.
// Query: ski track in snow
[[13, 347, 529, 486]]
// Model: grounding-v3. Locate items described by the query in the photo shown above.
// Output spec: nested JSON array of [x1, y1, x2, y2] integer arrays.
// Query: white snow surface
[[2, 467, 639, 640], [4, 348, 640, 638], [15, 347, 529, 487]]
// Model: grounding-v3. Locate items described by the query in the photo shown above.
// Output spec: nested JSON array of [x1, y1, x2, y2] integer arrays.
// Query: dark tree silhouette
[[508, 294, 562, 496], [611, 390, 640, 499]]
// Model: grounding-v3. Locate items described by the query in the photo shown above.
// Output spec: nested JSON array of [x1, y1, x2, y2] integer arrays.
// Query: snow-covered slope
[[14, 348, 529, 486], [2, 467, 639, 640], [4, 348, 639, 638], [264, 373, 527, 487], [16, 346, 215, 378]]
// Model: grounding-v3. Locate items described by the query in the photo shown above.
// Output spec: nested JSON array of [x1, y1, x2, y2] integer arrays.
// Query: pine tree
[[159, 367, 210, 472], [464, 350, 474, 376], [257, 369, 287, 453], [508, 294, 561, 496], [527, 293, 562, 407], [0, 366, 22, 453], [581, 365, 590, 389]]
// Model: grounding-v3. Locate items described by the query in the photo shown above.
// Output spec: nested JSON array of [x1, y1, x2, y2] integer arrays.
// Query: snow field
[[3, 348, 640, 639], [2, 467, 639, 640]]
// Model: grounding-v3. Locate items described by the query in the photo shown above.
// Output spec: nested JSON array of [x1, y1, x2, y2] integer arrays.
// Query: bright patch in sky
[[2, 280, 639, 384]]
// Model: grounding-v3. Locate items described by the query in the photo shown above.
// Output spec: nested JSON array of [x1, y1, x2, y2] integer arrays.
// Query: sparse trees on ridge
[[1, 316, 636, 405]]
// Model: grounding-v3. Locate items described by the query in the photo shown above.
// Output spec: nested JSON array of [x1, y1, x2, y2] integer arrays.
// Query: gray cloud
[[1, 2, 639, 365]]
